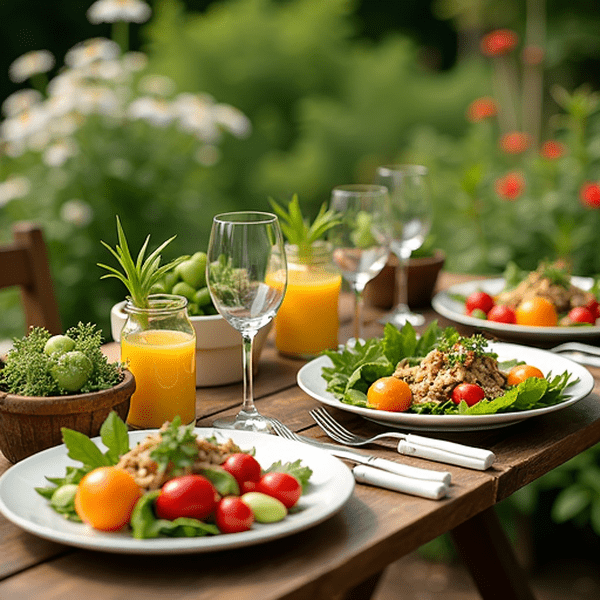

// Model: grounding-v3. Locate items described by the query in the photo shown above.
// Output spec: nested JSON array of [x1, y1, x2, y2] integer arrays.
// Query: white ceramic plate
[[0, 429, 354, 554], [297, 342, 594, 431], [432, 277, 600, 343]]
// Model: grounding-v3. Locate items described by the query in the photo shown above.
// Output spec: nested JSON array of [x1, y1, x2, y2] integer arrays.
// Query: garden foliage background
[[2, 0, 600, 568]]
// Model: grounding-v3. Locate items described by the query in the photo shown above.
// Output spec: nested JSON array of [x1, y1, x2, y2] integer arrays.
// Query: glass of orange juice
[[270, 241, 341, 358], [121, 294, 196, 429]]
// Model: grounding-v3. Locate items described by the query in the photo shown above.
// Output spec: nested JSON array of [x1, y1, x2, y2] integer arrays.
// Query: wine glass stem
[[395, 251, 411, 311], [241, 332, 257, 415], [353, 285, 364, 341]]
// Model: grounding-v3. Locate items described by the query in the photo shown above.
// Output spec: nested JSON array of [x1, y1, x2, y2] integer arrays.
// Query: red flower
[[540, 140, 565, 160], [500, 131, 531, 154], [467, 97, 497, 122], [495, 171, 526, 200], [580, 182, 600, 208], [481, 29, 519, 56]]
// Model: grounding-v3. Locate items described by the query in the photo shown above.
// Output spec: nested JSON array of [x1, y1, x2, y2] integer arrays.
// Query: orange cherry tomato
[[366, 377, 412, 412], [515, 296, 558, 327], [75, 466, 141, 532], [507, 364, 545, 386]]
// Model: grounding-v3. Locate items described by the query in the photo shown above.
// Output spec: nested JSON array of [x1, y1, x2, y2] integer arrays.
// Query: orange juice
[[270, 265, 341, 358], [122, 329, 196, 428]]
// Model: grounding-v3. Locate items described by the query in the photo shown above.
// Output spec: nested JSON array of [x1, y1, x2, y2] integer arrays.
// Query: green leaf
[[130, 491, 219, 539], [199, 467, 240, 496], [265, 459, 313, 491], [61, 427, 111, 469], [100, 411, 130, 464], [149, 416, 199, 476]]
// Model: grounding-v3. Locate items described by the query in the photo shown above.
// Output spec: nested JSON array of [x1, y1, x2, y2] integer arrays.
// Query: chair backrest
[[0, 222, 62, 335]]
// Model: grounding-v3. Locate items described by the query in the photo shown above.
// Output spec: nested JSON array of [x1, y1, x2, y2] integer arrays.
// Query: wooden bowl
[[0, 370, 135, 463]]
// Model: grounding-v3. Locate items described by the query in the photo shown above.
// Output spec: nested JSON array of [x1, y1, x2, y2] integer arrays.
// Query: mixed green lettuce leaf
[[321, 322, 577, 415]]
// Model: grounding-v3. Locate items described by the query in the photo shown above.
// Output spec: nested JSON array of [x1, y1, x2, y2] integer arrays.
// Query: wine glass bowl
[[328, 184, 390, 342], [375, 165, 432, 327], [207, 211, 287, 432]]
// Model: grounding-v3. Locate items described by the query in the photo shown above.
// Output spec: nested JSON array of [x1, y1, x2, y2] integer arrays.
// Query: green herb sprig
[[269, 193, 340, 258], [149, 417, 199, 476], [98, 216, 186, 308]]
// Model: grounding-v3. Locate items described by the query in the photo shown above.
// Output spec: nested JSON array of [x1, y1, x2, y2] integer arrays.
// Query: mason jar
[[120, 294, 196, 428], [272, 241, 341, 358]]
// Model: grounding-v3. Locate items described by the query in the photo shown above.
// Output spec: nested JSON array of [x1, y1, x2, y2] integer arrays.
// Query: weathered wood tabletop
[[1, 272, 600, 600]]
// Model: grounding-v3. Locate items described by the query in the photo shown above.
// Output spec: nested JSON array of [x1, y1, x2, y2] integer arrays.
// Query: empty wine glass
[[328, 184, 390, 342], [375, 165, 432, 327], [207, 211, 287, 432]]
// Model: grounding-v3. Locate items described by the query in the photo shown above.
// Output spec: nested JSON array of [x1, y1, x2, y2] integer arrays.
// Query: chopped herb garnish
[[150, 417, 199, 476]]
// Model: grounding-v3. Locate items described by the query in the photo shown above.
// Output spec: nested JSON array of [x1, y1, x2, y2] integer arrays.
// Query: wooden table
[[2, 272, 600, 600]]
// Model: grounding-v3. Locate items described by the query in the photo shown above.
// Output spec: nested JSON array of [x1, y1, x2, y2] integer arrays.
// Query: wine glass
[[328, 184, 390, 342], [207, 211, 287, 432], [375, 165, 432, 327]]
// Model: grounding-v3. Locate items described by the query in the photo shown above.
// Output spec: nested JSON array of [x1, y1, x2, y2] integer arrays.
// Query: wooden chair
[[0, 222, 62, 335]]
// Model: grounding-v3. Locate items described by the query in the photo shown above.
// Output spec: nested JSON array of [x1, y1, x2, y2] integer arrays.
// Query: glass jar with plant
[[98, 216, 196, 428], [268, 194, 341, 358]]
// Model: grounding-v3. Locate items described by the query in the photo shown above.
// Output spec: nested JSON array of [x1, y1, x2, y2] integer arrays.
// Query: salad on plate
[[35, 413, 312, 539], [321, 322, 578, 416]]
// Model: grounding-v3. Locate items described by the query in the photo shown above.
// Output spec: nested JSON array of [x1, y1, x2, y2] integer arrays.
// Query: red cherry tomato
[[568, 306, 596, 325], [155, 475, 219, 521], [215, 496, 254, 534], [487, 304, 517, 324], [584, 298, 600, 319], [257, 472, 302, 509], [465, 291, 495, 316], [221, 453, 262, 489], [451, 383, 485, 407]]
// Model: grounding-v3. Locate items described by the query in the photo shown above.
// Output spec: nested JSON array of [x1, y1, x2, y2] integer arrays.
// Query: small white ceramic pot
[[110, 301, 271, 387]]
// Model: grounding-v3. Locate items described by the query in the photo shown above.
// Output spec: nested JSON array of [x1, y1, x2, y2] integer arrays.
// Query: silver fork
[[269, 418, 451, 484], [309, 407, 496, 471]]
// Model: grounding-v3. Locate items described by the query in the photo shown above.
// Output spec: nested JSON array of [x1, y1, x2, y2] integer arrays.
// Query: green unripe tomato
[[44, 335, 75, 356], [162, 270, 180, 292], [176, 253, 207, 289], [241, 492, 287, 523], [50, 350, 93, 392], [172, 281, 197, 302], [193, 287, 211, 307]]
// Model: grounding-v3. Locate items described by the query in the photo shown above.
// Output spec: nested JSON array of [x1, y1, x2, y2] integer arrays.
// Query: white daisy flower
[[0, 105, 49, 143], [2, 89, 43, 118], [128, 97, 175, 127], [60, 199, 94, 227], [81, 58, 126, 82], [87, 0, 152, 24], [8, 50, 55, 83], [43, 139, 79, 167], [213, 104, 251, 137], [65, 38, 121, 69], [76, 85, 121, 116], [0, 176, 31, 207]]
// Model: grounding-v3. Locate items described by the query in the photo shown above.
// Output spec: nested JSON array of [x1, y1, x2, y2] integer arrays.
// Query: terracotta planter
[[0, 370, 135, 463], [364, 250, 446, 310]]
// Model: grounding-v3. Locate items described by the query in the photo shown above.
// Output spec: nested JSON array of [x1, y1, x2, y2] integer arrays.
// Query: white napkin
[[353, 465, 449, 500]]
